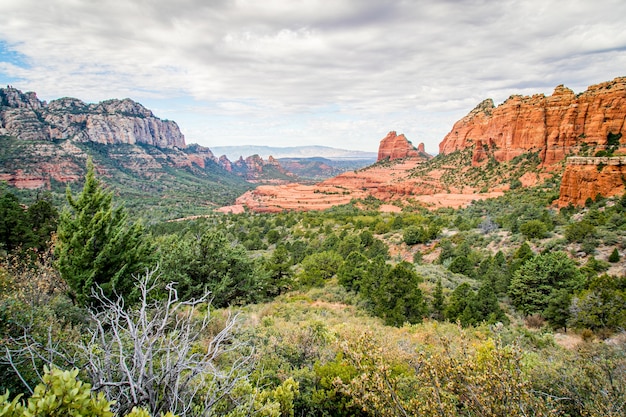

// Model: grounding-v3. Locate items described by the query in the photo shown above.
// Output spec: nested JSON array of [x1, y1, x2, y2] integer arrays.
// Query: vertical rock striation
[[439, 77, 626, 166]]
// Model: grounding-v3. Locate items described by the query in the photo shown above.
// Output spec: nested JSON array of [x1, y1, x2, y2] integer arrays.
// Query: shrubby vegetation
[[1, 165, 625, 416]]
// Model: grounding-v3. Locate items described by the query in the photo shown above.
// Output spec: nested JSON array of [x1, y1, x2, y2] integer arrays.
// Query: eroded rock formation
[[377, 131, 422, 161], [219, 154, 292, 183], [557, 157, 626, 207], [439, 77, 626, 166], [0, 87, 185, 148]]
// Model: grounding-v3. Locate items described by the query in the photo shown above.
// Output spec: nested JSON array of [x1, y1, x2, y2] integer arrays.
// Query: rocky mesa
[[439, 77, 626, 166], [0, 86, 185, 148], [377, 131, 428, 161]]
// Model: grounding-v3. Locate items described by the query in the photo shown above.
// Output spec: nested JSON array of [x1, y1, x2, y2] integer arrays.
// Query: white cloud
[[0, 0, 625, 152]]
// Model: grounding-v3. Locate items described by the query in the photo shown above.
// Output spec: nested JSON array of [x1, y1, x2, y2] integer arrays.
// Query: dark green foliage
[[509, 251, 584, 319], [337, 234, 361, 258], [482, 251, 511, 294], [26, 196, 59, 251], [431, 278, 445, 319], [565, 220, 596, 243], [608, 248, 620, 263], [596, 132, 623, 156], [445, 281, 508, 326], [266, 229, 281, 245], [470, 281, 509, 325], [159, 230, 264, 307], [264, 244, 294, 297], [437, 239, 455, 264], [337, 251, 369, 292], [519, 219, 548, 240], [445, 282, 473, 323], [298, 251, 343, 288], [371, 262, 427, 326], [509, 242, 534, 275], [569, 274, 626, 331], [402, 223, 440, 245], [55, 159, 154, 305], [0, 191, 57, 254], [543, 288, 571, 331], [0, 192, 32, 253]]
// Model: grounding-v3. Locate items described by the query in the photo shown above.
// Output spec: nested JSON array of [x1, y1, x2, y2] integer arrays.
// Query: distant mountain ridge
[[0, 86, 185, 148], [210, 145, 377, 160], [0, 87, 377, 217]]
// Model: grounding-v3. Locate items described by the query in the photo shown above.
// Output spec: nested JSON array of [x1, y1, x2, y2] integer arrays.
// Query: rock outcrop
[[218, 154, 293, 183], [229, 132, 453, 212], [377, 131, 422, 161], [557, 157, 626, 207], [439, 77, 626, 166], [0, 87, 185, 148]]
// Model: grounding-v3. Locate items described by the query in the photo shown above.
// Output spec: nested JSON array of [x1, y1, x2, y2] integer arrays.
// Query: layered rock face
[[377, 131, 423, 161], [0, 87, 185, 148], [557, 157, 626, 207], [439, 77, 626, 166]]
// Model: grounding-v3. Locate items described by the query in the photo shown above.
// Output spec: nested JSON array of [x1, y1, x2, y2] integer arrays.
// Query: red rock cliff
[[439, 77, 626, 165], [377, 131, 421, 161], [557, 156, 626, 207]]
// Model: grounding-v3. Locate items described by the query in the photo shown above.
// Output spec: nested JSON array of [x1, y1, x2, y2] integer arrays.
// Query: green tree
[[543, 288, 571, 331], [55, 159, 154, 305], [568, 274, 626, 331], [608, 248, 620, 263], [160, 230, 263, 307], [0, 192, 32, 253], [372, 261, 426, 326], [565, 220, 595, 243], [298, 251, 343, 287], [445, 282, 473, 323], [431, 278, 445, 320], [264, 244, 294, 297], [519, 219, 548, 240], [469, 282, 509, 325], [26, 196, 58, 252], [337, 251, 369, 292], [509, 251, 584, 318]]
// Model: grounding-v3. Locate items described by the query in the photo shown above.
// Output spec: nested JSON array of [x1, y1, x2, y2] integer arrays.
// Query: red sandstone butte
[[377, 131, 421, 161], [439, 77, 626, 166]]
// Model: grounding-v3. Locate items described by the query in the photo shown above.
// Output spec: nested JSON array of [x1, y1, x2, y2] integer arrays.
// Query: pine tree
[[0, 191, 32, 252], [373, 262, 426, 326], [431, 278, 445, 320], [55, 158, 154, 305]]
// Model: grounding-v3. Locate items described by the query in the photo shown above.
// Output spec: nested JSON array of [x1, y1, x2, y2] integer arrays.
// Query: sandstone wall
[[439, 77, 626, 165], [557, 157, 626, 207]]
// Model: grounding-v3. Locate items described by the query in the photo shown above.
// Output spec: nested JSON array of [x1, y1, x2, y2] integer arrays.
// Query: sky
[[0, 0, 625, 154]]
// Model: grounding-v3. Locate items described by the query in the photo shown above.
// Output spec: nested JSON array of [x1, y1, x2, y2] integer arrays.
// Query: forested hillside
[[0, 162, 624, 416]]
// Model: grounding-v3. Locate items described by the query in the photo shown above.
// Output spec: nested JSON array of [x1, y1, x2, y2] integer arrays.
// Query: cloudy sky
[[1, 0, 625, 153]]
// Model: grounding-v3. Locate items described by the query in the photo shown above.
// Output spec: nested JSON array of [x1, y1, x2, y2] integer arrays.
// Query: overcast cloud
[[0, 0, 625, 152]]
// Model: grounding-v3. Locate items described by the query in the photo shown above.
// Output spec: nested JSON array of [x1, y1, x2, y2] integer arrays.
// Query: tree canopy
[[55, 158, 154, 305]]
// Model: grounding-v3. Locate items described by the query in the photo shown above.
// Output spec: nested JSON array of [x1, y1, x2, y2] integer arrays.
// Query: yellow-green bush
[[0, 367, 177, 417]]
